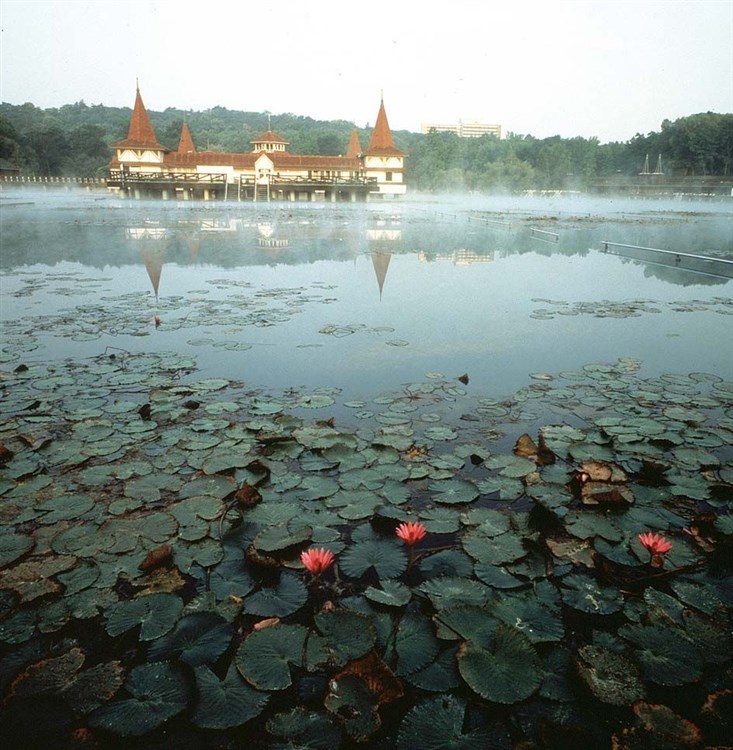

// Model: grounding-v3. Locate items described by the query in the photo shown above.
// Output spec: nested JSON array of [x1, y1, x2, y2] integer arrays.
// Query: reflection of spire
[[187, 237, 200, 262], [370, 251, 392, 299], [139, 245, 165, 299]]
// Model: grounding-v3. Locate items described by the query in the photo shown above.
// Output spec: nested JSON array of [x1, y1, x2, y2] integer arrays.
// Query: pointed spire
[[112, 87, 167, 150], [346, 128, 363, 158], [178, 121, 196, 154], [366, 96, 405, 156]]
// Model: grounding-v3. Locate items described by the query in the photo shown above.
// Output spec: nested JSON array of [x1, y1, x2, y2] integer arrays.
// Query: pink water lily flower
[[300, 547, 335, 575], [638, 531, 672, 555], [395, 521, 427, 546]]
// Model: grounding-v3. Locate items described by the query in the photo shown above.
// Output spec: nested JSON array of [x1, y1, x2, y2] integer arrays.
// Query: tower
[[363, 97, 407, 197]]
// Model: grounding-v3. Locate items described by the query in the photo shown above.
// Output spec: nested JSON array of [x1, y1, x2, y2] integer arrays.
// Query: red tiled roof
[[165, 151, 258, 168], [269, 154, 361, 169], [366, 99, 406, 157], [346, 129, 363, 158], [178, 122, 196, 154], [251, 130, 289, 145], [111, 88, 168, 151]]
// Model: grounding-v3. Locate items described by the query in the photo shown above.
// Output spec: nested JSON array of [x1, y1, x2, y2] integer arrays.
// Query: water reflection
[[1, 192, 731, 402]]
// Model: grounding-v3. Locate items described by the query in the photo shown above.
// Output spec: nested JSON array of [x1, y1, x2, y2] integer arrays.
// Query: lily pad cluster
[[531, 296, 733, 320], [0, 350, 731, 748]]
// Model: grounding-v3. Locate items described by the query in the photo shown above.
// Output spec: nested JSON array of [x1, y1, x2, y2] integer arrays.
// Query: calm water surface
[[2, 189, 732, 408]]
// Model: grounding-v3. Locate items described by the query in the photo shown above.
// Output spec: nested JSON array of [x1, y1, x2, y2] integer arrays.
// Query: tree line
[[0, 99, 730, 192]]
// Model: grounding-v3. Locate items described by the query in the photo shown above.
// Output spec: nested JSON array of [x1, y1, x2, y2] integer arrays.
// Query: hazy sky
[[1, 0, 731, 142]]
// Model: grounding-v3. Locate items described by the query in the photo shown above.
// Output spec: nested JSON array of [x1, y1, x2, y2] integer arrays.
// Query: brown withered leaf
[[536, 434, 556, 465], [514, 433, 539, 458], [632, 701, 702, 746], [133, 565, 186, 595], [579, 460, 628, 484], [458, 373, 469, 385], [581, 482, 634, 506], [60, 660, 125, 714], [0, 442, 14, 464], [546, 535, 596, 568], [235, 483, 262, 508], [138, 544, 173, 571], [333, 652, 403, 707], [8, 648, 85, 699]]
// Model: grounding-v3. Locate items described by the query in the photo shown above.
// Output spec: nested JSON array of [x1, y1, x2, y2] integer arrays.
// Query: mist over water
[[2, 187, 732, 409]]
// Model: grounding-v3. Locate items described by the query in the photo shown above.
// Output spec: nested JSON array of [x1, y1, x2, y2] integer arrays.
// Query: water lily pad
[[397, 695, 497, 749], [191, 663, 269, 730], [575, 645, 645, 705], [88, 662, 189, 736], [458, 624, 542, 704], [266, 707, 341, 749], [365, 579, 412, 607], [243, 573, 308, 618], [340, 538, 407, 579], [313, 609, 376, 667], [236, 623, 307, 690], [560, 574, 623, 615], [419, 577, 489, 610], [105, 593, 183, 641], [619, 624, 703, 685], [147, 612, 233, 666], [0, 533, 33, 567], [429, 478, 479, 505]]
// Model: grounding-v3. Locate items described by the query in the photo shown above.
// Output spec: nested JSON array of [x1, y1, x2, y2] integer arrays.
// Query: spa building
[[107, 88, 407, 202]]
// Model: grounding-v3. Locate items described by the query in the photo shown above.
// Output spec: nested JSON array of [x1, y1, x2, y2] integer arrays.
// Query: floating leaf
[[419, 577, 489, 610], [365, 579, 412, 607], [429, 478, 479, 505], [619, 624, 703, 686], [243, 573, 308, 618], [397, 695, 497, 750], [192, 664, 269, 729], [632, 701, 702, 746], [457, 624, 542, 704], [266, 707, 342, 749], [560, 574, 624, 615], [340, 538, 407, 579], [396, 610, 440, 676], [0, 533, 33, 567], [575, 645, 645, 705], [88, 663, 189, 736], [147, 612, 233, 666], [253, 524, 313, 553], [105, 593, 183, 641], [236, 623, 307, 690], [313, 609, 376, 667]]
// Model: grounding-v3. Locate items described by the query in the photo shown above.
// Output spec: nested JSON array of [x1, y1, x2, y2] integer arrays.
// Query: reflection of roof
[[111, 89, 168, 151], [371, 252, 392, 298], [140, 245, 165, 298]]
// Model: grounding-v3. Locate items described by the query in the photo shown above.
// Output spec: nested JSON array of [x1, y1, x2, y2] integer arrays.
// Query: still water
[[1, 189, 732, 408]]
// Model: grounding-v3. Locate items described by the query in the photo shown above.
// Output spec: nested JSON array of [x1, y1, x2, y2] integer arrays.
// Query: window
[[385, 172, 393, 182]]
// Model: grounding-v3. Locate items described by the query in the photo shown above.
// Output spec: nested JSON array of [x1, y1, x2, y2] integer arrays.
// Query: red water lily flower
[[154, 315, 161, 327], [300, 547, 335, 575], [395, 521, 427, 546], [638, 531, 672, 555]]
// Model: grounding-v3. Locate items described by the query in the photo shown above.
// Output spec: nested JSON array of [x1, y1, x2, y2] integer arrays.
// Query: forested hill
[[0, 99, 731, 192]]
